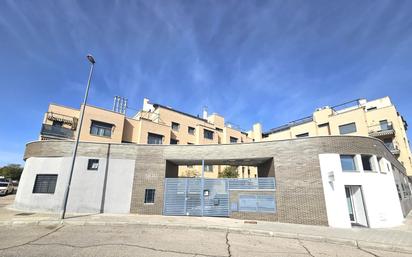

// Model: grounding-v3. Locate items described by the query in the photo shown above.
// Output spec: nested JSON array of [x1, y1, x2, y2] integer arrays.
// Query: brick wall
[[24, 136, 408, 226]]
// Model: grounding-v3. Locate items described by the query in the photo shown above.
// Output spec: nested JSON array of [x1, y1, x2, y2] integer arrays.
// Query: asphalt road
[[0, 224, 410, 257]]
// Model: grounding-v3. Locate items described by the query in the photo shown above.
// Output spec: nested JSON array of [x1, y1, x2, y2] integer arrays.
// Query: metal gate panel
[[203, 179, 229, 217], [186, 179, 202, 216], [163, 178, 186, 216], [163, 178, 275, 217]]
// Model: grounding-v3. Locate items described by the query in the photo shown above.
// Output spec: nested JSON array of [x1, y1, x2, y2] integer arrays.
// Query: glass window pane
[[339, 123, 357, 135], [340, 155, 356, 171]]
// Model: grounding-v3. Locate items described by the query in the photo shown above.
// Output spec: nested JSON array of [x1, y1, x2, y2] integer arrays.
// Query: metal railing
[[368, 122, 395, 137], [46, 112, 78, 128], [134, 111, 162, 123], [40, 124, 74, 139]]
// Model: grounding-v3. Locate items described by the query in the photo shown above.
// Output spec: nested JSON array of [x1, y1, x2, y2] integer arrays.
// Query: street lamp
[[61, 54, 96, 219]]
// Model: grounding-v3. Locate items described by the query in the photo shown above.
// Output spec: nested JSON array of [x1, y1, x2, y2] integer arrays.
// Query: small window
[[230, 137, 238, 144], [144, 189, 155, 203], [188, 126, 195, 135], [296, 132, 309, 138], [340, 155, 357, 171], [148, 133, 163, 144], [361, 155, 373, 171], [187, 142, 194, 145], [170, 139, 179, 144], [379, 120, 390, 131], [215, 127, 223, 132], [90, 120, 113, 137], [204, 165, 213, 172], [367, 107, 377, 111], [171, 122, 180, 131], [204, 129, 214, 140], [52, 120, 63, 127], [87, 159, 99, 170], [339, 122, 357, 135], [32, 174, 58, 194]]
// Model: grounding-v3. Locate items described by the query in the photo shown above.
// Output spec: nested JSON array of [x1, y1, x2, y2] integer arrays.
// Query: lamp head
[[87, 54, 95, 64]]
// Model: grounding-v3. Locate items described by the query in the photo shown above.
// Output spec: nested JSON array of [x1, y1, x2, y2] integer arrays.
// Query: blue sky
[[1, 0, 412, 166]]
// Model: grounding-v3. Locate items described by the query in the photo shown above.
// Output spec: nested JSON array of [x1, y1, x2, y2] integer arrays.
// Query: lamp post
[[61, 54, 96, 219]]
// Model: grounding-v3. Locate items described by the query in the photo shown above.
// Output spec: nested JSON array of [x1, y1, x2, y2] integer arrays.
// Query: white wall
[[14, 156, 135, 214], [319, 153, 404, 228], [14, 157, 71, 212]]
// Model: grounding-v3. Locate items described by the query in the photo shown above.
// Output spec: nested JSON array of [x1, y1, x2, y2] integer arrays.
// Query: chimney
[[202, 106, 208, 119]]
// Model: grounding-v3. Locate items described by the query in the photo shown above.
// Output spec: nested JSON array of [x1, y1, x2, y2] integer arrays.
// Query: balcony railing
[[40, 124, 74, 139], [134, 111, 162, 124], [368, 122, 395, 137], [384, 141, 401, 155]]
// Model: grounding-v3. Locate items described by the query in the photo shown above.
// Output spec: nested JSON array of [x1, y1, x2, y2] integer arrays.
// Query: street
[[0, 194, 411, 257], [0, 222, 410, 257]]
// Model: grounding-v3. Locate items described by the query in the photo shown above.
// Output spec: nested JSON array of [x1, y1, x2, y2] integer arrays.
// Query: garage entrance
[[163, 158, 276, 217]]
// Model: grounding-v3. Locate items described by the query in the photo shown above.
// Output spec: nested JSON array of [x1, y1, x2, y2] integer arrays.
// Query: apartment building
[[255, 97, 412, 175], [40, 98, 256, 178]]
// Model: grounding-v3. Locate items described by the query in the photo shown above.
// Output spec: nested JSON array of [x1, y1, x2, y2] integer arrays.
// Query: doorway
[[345, 185, 368, 227]]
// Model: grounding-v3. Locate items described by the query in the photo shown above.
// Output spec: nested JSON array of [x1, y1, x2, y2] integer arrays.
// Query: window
[[87, 159, 99, 170], [204, 165, 213, 172], [340, 155, 357, 171], [32, 174, 57, 194], [188, 126, 195, 135], [171, 122, 180, 131], [170, 139, 179, 144], [52, 120, 63, 127], [204, 129, 214, 140], [366, 107, 377, 111], [230, 137, 238, 144], [90, 121, 113, 137], [215, 127, 223, 132], [361, 155, 373, 171], [339, 122, 357, 135], [147, 133, 163, 144], [380, 120, 390, 131], [144, 189, 155, 203], [296, 132, 309, 138], [383, 138, 394, 150], [187, 142, 194, 145]]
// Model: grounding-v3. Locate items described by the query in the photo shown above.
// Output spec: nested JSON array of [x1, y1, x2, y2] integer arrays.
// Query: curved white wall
[[319, 153, 404, 228]]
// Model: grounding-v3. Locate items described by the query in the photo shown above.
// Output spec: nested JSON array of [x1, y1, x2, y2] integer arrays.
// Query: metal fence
[[163, 178, 276, 217]]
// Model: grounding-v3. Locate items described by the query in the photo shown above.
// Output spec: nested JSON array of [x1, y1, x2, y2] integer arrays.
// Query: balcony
[[368, 122, 395, 137], [384, 141, 401, 155], [40, 124, 74, 139], [134, 111, 162, 124]]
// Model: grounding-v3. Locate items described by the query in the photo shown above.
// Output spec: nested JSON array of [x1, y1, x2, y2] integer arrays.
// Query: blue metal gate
[[163, 178, 275, 217]]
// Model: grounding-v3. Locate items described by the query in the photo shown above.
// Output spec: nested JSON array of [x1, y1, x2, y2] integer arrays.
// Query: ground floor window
[[144, 189, 155, 203], [32, 174, 58, 194]]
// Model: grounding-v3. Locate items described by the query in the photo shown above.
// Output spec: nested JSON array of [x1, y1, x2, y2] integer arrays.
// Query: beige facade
[[255, 97, 412, 175], [40, 99, 257, 178]]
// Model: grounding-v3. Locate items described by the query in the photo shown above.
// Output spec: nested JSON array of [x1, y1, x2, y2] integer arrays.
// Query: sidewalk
[[1, 207, 411, 254]]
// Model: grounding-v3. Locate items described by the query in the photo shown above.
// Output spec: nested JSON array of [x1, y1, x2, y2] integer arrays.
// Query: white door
[[345, 185, 368, 227]]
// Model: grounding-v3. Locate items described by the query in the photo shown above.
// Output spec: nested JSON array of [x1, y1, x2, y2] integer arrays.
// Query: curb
[[0, 219, 411, 254]]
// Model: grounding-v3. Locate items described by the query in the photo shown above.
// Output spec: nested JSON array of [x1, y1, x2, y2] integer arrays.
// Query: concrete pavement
[[1, 194, 412, 256], [1, 224, 411, 257]]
